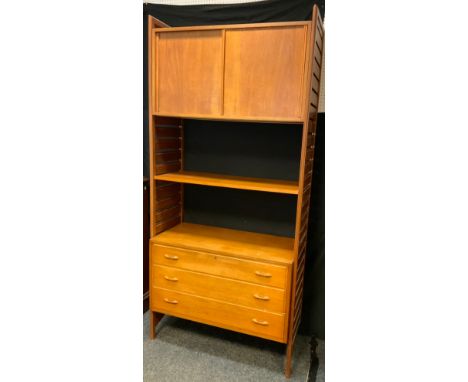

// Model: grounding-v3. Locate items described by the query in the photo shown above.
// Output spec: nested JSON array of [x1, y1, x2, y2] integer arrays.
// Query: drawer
[[151, 287, 286, 343], [152, 244, 288, 289], [153, 265, 286, 313]]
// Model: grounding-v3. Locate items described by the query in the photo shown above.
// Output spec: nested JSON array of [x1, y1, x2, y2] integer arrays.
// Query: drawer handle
[[253, 293, 270, 301], [163, 298, 178, 304], [164, 254, 179, 260], [255, 271, 272, 278], [164, 275, 178, 282], [252, 318, 269, 326]]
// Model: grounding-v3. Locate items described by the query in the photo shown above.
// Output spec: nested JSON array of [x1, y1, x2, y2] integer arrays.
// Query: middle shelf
[[154, 170, 299, 195]]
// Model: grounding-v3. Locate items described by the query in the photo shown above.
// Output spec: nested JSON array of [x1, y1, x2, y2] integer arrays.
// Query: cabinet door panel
[[155, 30, 223, 116], [224, 26, 307, 120]]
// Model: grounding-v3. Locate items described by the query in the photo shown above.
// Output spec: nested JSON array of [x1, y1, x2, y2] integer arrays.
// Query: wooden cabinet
[[152, 23, 311, 122], [147, 5, 324, 378], [150, 228, 292, 343]]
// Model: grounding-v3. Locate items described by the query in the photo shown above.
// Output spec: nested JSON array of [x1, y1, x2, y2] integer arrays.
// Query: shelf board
[[152, 223, 294, 265], [153, 112, 303, 124], [154, 171, 298, 195]]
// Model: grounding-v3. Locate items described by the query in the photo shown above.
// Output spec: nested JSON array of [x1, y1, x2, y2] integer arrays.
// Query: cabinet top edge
[[152, 20, 311, 33]]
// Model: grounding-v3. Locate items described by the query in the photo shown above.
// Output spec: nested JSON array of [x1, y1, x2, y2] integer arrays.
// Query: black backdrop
[[143, 0, 325, 339]]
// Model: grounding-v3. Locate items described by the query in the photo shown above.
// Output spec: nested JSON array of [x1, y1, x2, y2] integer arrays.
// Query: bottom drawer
[[151, 287, 286, 343]]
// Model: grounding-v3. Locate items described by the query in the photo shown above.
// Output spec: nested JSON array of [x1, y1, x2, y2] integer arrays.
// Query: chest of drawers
[[149, 225, 293, 343]]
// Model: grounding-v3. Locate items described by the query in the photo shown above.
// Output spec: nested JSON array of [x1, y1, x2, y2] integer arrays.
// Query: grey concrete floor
[[143, 311, 316, 382], [315, 339, 325, 382]]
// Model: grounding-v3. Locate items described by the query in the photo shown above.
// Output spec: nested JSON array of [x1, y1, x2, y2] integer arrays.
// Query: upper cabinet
[[152, 22, 310, 122]]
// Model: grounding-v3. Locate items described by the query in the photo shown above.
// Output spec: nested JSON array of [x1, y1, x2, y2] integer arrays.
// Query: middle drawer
[[153, 264, 286, 313]]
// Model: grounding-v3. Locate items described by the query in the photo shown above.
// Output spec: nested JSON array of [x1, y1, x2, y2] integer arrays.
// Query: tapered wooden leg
[[149, 311, 156, 339], [285, 341, 293, 378], [149, 311, 163, 339]]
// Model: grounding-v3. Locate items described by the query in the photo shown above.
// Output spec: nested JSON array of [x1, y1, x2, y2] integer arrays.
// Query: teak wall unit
[[147, 5, 324, 378]]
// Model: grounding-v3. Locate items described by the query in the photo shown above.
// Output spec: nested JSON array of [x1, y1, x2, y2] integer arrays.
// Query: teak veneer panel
[[154, 170, 299, 195], [224, 26, 307, 120], [155, 30, 224, 116], [153, 223, 294, 265]]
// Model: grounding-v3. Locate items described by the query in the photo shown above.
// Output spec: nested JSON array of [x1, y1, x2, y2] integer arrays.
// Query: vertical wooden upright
[[148, 15, 169, 339], [285, 4, 324, 378]]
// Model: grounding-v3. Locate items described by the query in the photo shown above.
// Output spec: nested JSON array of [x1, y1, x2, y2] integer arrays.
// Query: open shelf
[[184, 185, 297, 238], [152, 222, 294, 265], [154, 171, 299, 195]]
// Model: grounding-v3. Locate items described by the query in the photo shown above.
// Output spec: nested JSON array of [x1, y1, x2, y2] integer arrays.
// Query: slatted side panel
[[292, 116, 317, 339], [309, 11, 324, 115], [291, 8, 324, 344], [153, 116, 183, 235], [154, 116, 182, 175]]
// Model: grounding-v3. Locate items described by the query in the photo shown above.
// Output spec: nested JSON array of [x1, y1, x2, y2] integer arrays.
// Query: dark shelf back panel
[[183, 185, 297, 237], [183, 119, 302, 181]]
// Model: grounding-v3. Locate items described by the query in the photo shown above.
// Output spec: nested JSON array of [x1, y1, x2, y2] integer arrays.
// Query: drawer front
[[152, 287, 286, 343], [153, 265, 286, 313], [152, 244, 288, 289]]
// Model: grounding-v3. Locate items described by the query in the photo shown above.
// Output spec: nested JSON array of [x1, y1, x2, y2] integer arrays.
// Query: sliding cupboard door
[[224, 26, 307, 120], [154, 30, 224, 116]]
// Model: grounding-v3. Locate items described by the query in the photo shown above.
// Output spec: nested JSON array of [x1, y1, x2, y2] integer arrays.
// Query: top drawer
[[152, 244, 288, 289]]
